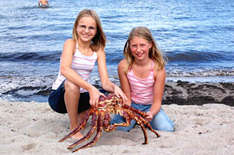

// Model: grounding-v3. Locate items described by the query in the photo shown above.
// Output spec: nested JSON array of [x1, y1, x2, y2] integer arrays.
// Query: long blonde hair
[[72, 9, 106, 51], [124, 26, 166, 70]]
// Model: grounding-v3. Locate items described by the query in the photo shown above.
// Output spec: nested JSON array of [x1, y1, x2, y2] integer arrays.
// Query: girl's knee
[[64, 80, 80, 93], [151, 109, 175, 132], [151, 119, 174, 132], [157, 123, 175, 132]]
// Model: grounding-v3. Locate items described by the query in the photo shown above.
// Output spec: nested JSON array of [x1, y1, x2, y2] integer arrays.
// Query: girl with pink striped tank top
[[48, 9, 127, 140], [112, 27, 174, 132]]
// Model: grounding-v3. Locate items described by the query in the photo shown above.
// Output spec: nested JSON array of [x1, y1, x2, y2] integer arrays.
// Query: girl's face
[[77, 16, 97, 42], [129, 36, 152, 61]]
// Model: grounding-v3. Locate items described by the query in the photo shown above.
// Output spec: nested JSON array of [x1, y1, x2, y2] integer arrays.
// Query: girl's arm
[[146, 67, 166, 120], [60, 39, 101, 105], [97, 49, 127, 100], [118, 59, 132, 106]]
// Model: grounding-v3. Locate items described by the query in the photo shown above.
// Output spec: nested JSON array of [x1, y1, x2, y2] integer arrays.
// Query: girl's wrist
[[87, 84, 95, 92], [148, 111, 154, 117], [113, 84, 118, 92]]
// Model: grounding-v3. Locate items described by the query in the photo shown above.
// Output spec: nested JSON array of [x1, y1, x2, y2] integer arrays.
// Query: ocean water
[[0, 0, 233, 102]]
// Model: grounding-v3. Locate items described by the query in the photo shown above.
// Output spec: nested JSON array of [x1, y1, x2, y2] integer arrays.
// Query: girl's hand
[[145, 111, 153, 121], [113, 84, 128, 101], [89, 86, 105, 106]]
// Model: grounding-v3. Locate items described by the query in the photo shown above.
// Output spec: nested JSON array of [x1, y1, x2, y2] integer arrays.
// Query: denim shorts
[[48, 82, 90, 114], [111, 102, 174, 132]]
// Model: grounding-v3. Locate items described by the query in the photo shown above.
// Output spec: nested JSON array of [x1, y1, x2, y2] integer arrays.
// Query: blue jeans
[[48, 81, 90, 114], [111, 102, 174, 132]]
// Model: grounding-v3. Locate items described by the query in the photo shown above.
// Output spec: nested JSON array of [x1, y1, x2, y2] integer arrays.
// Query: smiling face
[[77, 16, 97, 43], [129, 36, 152, 62]]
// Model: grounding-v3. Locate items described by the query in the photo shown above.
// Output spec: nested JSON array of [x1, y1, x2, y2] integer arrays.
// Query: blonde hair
[[72, 9, 106, 51], [124, 26, 166, 70]]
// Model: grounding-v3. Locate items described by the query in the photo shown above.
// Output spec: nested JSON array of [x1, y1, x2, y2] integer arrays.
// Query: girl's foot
[[71, 131, 83, 140]]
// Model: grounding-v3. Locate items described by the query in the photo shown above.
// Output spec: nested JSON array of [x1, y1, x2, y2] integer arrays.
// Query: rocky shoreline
[[1, 80, 234, 106], [163, 81, 234, 106]]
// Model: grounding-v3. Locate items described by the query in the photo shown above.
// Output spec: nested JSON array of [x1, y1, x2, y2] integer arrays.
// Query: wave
[[166, 68, 234, 77], [0, 51, 228, 64], [2, 86, 51, 97], [0, 51, 60, 62], [166, 50, 233, 63]]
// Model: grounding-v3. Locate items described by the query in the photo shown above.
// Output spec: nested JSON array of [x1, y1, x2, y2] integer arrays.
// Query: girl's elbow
[[60, 65, 68, 76]]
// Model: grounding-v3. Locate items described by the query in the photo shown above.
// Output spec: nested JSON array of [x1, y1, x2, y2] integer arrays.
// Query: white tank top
[[52, 43, 97, 93]]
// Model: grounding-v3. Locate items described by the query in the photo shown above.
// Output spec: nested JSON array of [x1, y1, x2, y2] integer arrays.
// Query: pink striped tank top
[[127, 63, 155, 105], [52, 43, 97, 92]]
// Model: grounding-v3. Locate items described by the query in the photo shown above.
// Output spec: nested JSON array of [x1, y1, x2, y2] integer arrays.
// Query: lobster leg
[[134, 113, 160, 138], [59, 110, 92, 142], [103, 113, 111, 129], [105, 111, 132, 132], [122, 104, 148, 118], [123, 105, 160, 138], [126, 111, 149, 144], [67, 112, 98, 150], [72, 112, 104, 153], [138, 121, 148, 144], [144, 122, 160, 137]]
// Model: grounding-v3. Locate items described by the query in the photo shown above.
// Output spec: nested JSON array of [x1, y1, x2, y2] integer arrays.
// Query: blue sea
[[0, 0, 233, 102]]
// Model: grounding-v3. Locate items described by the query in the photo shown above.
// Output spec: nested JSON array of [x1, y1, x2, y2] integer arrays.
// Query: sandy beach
[[1, 98, 234, 155]]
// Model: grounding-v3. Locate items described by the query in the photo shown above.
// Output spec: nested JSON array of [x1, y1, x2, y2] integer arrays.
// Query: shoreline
[[0, 100, 234, 154], [1, 80, 233, 106]]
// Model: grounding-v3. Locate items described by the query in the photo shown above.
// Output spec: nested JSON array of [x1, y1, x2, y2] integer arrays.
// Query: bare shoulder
[[60, 39, 76, 58], [118, 59, 128, 73], [64, 39, 75, 46], [153, 65, 166, 79], [63, 39, 76, 53], [96, 47, 105, 55], [96, 48, 106, 62], [119, 59, 128, 67]]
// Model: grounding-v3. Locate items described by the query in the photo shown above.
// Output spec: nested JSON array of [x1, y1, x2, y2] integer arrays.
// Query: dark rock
[[163, 81, 234, 106], [187, 96, 216, 105], [221, 96, 234, 106]]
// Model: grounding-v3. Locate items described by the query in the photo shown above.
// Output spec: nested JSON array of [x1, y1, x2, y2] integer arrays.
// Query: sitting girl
[[112, 26, 174, 132]]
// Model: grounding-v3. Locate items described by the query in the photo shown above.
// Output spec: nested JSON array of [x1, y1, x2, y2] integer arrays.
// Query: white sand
[[0, 99, 234, 155]]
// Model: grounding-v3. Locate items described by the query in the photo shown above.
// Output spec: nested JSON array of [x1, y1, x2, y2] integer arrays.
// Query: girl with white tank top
[[52, 43, 97, 93], [48, 9, 127, 140]]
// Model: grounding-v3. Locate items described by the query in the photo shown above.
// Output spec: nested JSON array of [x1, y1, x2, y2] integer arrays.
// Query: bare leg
[[64, 80, 83, 139], [59, 110, 91, 142], [77, 110, 89, 125], [67, 112, 98, 149], [72, 113, 103, 152]]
